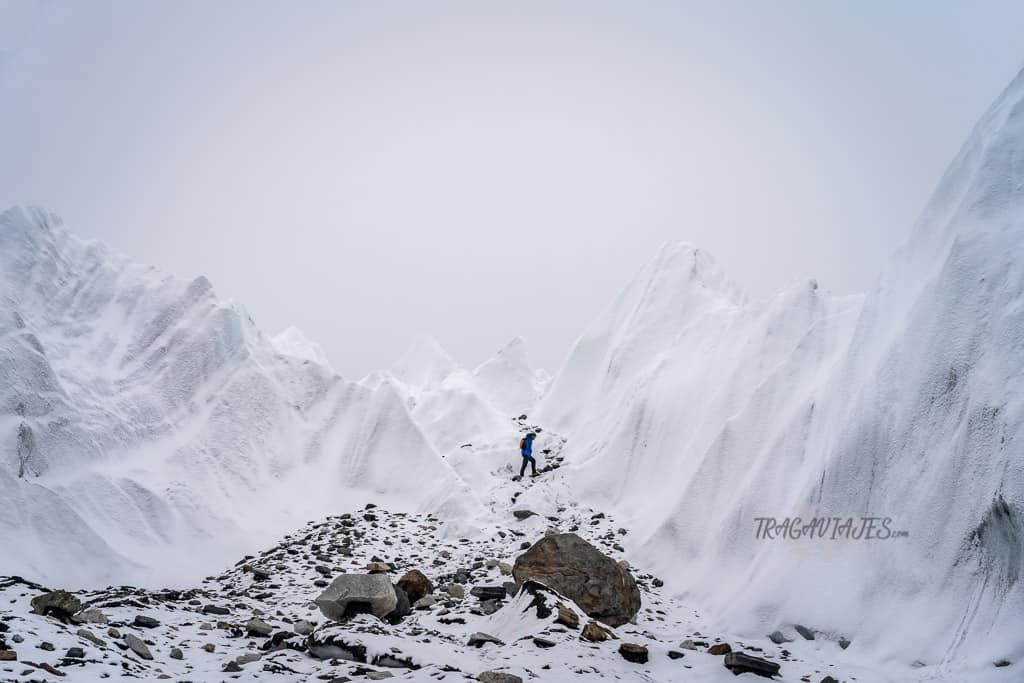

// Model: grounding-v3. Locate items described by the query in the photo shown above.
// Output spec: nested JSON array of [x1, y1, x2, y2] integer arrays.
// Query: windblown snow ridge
[[0, 206, 477, 588]]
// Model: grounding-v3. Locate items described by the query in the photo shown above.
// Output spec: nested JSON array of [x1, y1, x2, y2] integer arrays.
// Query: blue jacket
[[521, 434, 534, 456]]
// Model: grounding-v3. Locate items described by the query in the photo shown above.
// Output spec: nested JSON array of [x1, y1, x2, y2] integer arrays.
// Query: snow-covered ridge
[[539, 67, 1024, 671], [0, 207, 478, 587]]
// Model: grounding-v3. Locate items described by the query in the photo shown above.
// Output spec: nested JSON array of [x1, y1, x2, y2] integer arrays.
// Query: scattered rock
[[0, 650, 16, 661], [533, 636, 556, 648], [467, 632, 504, 648], [107, 628, 121, 639], [133, 615, 160, 629], [246, 617, 273, 637], [293, 620, 314, 636], [76, 629, 105, 648], [65, 647, 85, 659], [838, 637, 851, 650], [223, 661, 242, 672], [315, 574, 398, 621], [124, 633, 153, 660], [39, 642, 54, 651], [413, 595, 436, 610], [470, 586, 507, 601], [555, 604, 579, 629], [386, 585, 411, 624], [794, 624, 815, 641], [708, 642, 732, 655], [203, 643, 216, 653], [71, 608, 108, 625], [445, 584, 465, 599], [478, 673, 522, 683], [202, 604, 230, 616], [723, 651, 781, 678], [235, 653, 260, 665], [513, 510, 537, 520], [618, 643, 648, 664], [667, 650, 684, 659], [581, 621, 611, 642], [396, 569, 434, 603], [35, 661, 65, 677], [679, 639, 699, 650], [768, 630, 790, 645], [170, 647, 183, 660], [366, 672, 393, 680], [512, 533, 641, 627], [821, 676, 839, 683], [30, 590, 82, 620], [365, 562, 390, 573], [994, 660, 1011, 668]]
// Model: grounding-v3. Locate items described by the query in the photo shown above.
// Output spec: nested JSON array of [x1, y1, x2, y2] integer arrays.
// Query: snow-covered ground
[[2, 61, 1024, 683]]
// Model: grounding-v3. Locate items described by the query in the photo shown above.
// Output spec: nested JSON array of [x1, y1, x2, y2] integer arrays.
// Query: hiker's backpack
[[519, 437, 525, 451]]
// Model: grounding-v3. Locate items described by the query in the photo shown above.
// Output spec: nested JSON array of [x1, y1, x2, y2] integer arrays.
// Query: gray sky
[[1, 1, 1022, 377]]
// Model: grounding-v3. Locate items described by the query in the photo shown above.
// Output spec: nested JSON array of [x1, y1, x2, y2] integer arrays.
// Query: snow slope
[[539, 68, 1024, 673], [272, 325, 335, 371], [0, 206, 477, 588], [361, 334, 548, 456]]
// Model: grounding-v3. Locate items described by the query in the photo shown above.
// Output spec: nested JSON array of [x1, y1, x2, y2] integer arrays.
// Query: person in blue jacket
[[519, 432, 538, 478]]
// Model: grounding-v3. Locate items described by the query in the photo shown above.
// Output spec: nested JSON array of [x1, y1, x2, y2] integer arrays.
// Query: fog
[[1, 1, 1022, 377]]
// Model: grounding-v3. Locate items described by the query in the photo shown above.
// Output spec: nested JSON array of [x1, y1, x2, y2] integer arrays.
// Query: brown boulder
[[512, 533, 640, 627], [397, 570, 434, 604], [30, 590, 82, 620]]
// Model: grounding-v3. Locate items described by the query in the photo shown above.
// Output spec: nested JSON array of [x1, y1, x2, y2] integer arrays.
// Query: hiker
[[519, 432, 538, 478]]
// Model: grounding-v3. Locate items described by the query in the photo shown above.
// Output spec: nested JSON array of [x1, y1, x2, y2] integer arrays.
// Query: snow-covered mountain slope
[[272, 325, 334, 371], [538, 68, 1024, 672], [0, 207, 477, 588], [361, 334, 548, 456]]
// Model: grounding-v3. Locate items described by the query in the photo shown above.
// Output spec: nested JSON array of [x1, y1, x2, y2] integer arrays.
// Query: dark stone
[[794, 624, 815, 640], [619, 643, 649, 664], [838, 637, 851, 650], [533, 636, 556, 648], [385, 585, 411, 624], [40, 642, 55, 651], [724, 652, 781, 678], [667, 650, 684, 659], [223, 661, 242, 672], [203, 605, 230, 615], [708, 642, 732, 655], [470, 586, 507, 601], [512, 533, 641, 627], [133, 615, 160, 628], [65, 647, 85, 659], [768, 630, 789, 645], [467, 632, 504, 648], [513, 510, 537, 521]]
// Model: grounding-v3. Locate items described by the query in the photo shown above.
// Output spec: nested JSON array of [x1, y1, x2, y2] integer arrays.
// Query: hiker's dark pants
[[520, 455, 537, 477]]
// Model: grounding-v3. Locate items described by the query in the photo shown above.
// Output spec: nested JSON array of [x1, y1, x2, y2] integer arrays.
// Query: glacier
[[0, 64, 1023, 683]]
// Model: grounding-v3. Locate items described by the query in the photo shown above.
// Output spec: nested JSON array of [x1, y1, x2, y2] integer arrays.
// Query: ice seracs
[[272, 325, 335, 371], [0, 206, 474, 588]]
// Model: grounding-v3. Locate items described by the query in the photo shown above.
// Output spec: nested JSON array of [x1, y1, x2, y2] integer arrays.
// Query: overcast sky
[[1, 1, 1022, 377]]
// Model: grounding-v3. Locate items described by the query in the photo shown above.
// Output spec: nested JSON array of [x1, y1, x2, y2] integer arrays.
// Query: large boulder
[[512, 533, 640, 627], [396, 570, 434, 604], [30, 590, 83, 620], [314, 574, 397, 621]]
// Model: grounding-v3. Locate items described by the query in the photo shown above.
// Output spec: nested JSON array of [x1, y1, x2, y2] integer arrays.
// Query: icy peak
[[272, 325, 335, 371], [390, 333, 460, 388]]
